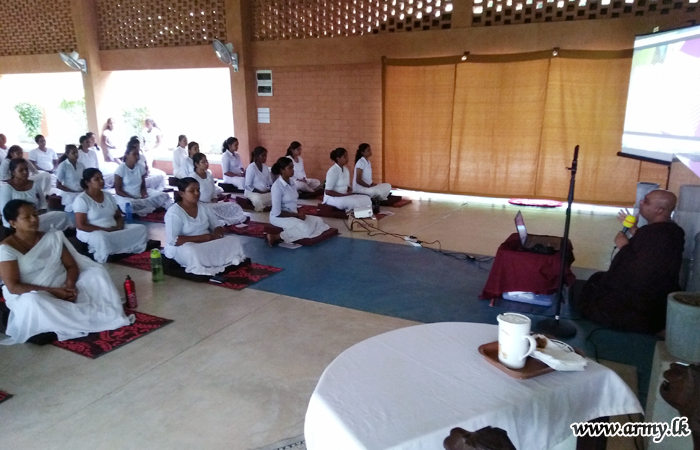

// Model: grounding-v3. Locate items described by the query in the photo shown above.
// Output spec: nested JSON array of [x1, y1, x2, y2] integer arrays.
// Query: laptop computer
[[514, 210, 561, 255]]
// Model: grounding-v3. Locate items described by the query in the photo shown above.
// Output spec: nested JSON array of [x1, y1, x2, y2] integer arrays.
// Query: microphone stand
[[535, 145, 578, 339]]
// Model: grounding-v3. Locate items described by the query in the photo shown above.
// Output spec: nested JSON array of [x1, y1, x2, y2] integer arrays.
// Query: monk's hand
[[614, 232, 629, 250], [617, 208, 635, 222]]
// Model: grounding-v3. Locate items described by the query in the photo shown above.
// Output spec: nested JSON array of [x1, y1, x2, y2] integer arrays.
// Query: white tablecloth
[[305, 322, 642, 450]]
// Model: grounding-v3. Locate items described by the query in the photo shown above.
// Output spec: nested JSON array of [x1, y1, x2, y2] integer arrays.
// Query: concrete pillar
[[225, 0, 258, 167], [71, 0, 110, 141]]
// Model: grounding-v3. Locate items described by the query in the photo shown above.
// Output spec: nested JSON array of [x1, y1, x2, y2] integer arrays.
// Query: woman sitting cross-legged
[[55, 144, 85, 212], [0, 145, 52, 197], [353, 143, 392, 201], [173, 138, 199, 179], [244, 146, 273, 212], [192, 152, 247, 226], [323, 148, 372, 212], [164, 177, 246, 276], [113, 141, 173, 216], [221, 137, 245, 190], [286, 141, 321, 193], [74, 168, 149, 263], [0, 200, 132, 345], [0, 159, 73, 232], [267, 157, 330, 247], [127, 136, 167, 192]]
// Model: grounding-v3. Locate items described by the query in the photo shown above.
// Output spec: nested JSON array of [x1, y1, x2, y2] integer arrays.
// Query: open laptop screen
[[514, 211, 528, 246]]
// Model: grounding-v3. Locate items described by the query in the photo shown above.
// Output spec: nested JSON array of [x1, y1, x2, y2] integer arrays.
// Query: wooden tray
[[478, 341, 583, 380]]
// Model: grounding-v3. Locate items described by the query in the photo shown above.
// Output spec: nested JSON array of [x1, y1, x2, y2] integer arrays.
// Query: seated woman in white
[[221, 137, 245, 190], [267, 157, 330, 247], [353, 143, 392, 200], [244, 146, 273, 212], [74, 168, 148, 263], [192, 152, 247, 226], [172, 135, 189, 178], [323, 148, 372, 212], [55, 145, 85, 213], [28, 134, 58, 174], [286, 141, 321, 193], [0, 159, 72, 232], [0, 145, 52, 196], [164, 177, 246, 276], [87, 132, 118, 188], [127, 136, 167, 192], [113, 143, 172, 216], [173, 140, 199, 179], [0, 200, 131, 345]]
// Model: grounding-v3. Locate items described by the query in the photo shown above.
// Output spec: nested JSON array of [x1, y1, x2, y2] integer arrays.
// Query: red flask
[[124, 275, 137, 309]]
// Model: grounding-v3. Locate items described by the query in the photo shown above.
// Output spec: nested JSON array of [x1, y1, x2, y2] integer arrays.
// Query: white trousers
[[39, 211, 73, 232], [270, 214, 330, 243], [165, 235, 246, 276], [294, 178, 321, 192], [77, 223, 148, 263], [223, 176, 246, 190], [354, 183, 392, 200], [323, 194, 372, 212], [245, 192, 272, 212], [115, 189, 172, 216]]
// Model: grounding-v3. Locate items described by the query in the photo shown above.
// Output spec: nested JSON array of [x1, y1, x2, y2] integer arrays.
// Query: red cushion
[[317, 203, 347, 219]]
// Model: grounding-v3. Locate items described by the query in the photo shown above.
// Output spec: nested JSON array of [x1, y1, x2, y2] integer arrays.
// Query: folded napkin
[[532, 335, 587, 371]]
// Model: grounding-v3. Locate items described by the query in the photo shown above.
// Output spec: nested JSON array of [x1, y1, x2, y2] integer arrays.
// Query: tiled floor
[[0, 191, 642, 450]]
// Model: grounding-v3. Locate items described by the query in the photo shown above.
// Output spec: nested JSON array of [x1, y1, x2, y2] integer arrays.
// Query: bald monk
[[579, 190, 684, 334]]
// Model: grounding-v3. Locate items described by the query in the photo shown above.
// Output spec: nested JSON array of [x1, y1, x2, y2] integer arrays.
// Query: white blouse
[[270, 177, 299, 218], [142, 128, 162, 151], [0, 182, 45, 227], [164, 203, 219, 247], [222, 151, 243, 177], [325, 163, 351, 193], [114, 163, 146, 198], [287, 155, 308, 182], [72, 191, 119, 228], [0, 159, 40, 181], [172, 146, 189, 178], [77, 148, 100, 169], [244, 163, 272, 194], [28, 148, 57, 172], [193, 170, 221, 203], [353, 157, 373, 191], [56, 160, 86, 192]]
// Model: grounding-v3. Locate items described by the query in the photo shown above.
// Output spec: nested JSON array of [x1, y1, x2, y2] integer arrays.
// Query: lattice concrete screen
[[0, 0, 77, 56], [253, 0, 454, 40], [96, 0, 227, 50], [471, 0, 697, 25]]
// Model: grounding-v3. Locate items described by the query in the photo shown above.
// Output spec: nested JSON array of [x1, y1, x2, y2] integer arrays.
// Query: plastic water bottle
[[125, 202, 133, 223], [124, 275, 138, 309], [150, 249, 164, 282]]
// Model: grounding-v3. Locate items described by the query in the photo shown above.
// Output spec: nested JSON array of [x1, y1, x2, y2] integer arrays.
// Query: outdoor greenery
[[14, 102, 42, 138], [59, 98, 88, 131], [122, 106, 150, 139]]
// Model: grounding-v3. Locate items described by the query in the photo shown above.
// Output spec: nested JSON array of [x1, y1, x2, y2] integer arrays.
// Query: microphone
[[621, 215, 637, 234]]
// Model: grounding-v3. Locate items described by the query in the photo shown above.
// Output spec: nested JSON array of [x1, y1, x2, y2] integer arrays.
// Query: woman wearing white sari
[[286, 141, 321, 193], [0, 145, 52, 196], [353, 143, 392, 200], [55, 145, 85, 213], [221, 137, 245, 190], [0, 159, 73, 231], [192, 152, 247, 226], [165, 177, 246, 276], [0, 200, 131, 345], [323, 148, 372, 212], [113, 142, 172, 216], [267, 157, 330, 247], [244, 146, 273, 212], [74, 168, 148, 263]]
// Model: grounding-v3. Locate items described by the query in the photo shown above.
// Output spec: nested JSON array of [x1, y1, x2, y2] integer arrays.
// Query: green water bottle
[[150, 249, 164, 282]]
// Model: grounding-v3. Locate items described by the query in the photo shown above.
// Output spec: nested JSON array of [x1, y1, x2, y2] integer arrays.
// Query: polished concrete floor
[[0, 191, 642, 450]]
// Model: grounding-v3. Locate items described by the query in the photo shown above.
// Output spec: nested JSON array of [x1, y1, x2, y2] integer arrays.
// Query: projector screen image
[[621, 24, 700, 163]]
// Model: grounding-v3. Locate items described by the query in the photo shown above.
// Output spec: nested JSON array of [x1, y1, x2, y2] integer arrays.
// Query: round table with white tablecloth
[[304, 322, 642, 450]]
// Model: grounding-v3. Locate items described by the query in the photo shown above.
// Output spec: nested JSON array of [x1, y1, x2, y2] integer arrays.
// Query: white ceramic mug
[[497, 313, 537, 369]]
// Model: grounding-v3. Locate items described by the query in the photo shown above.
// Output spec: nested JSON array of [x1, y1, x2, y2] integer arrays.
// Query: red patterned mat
[[0, 390, 13, 405], [508, 198, 563, 208], [225, 221, 279, 240], [298, 204, 387, 220], [112, 251, 282, 290], [51, 310, 173, 359], [134, 209, 167, 223]]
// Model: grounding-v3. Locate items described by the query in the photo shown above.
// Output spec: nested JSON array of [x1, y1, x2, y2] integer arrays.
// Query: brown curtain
[[536, 57, 638, 203], [383, 64, 455, 192], [449, 59, 550, 196]]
